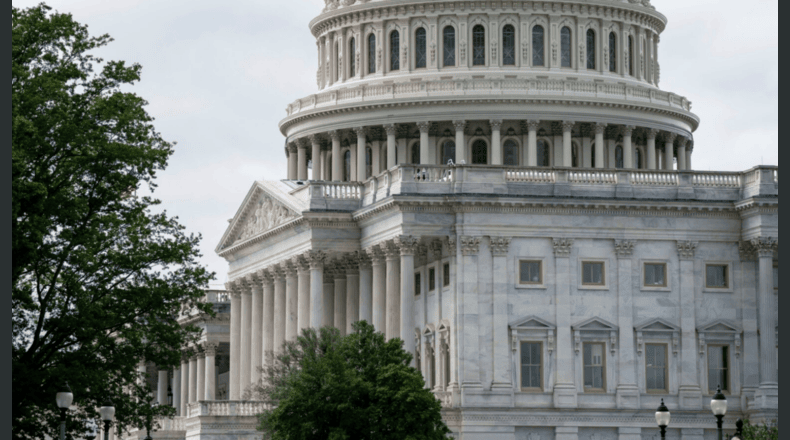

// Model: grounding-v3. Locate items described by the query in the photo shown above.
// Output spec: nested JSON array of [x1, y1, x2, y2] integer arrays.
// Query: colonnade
[[285, 120, 693, 181]]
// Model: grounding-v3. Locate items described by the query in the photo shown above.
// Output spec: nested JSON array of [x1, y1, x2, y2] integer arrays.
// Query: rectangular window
[[773, 264, 778, 291], [519, 260, 542, 284], [520, 342, 542, 390], [582, 262, 605, 286], [706, 264, 728, 288], [583, 342, 605, 390], [415, 272, 421, 296], [645, 344, 667, 392], [443, 262, 450, 287], [429, 267, 436, 291], [707, 345, 729, 393], [644, 263, 667, 287]]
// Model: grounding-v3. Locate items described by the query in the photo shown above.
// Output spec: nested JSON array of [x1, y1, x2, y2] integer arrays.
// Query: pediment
[[437, 319, 450, 332], [216, 181, 303, 252], [697, 319, 740, 334], [572, 317, 618, 331], [634, 318, 680, 332], [509, 315, 555, 330], [423, 323, 436, 335]]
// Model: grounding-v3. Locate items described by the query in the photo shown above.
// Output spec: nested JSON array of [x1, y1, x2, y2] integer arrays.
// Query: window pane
[[411, 142, 420, 164], [443, 262, 450, 286], [504, 139, 519, 165], [645, 263, 665, 286], [415, 272, 421, 295], [503, 25, 515, 65], [443, 26, 455, 66], [473, 25, 485, 66], [520, 261, 541, 284], [615, 146, 624, 168], [628, 36, 634, 76], [390, 30, 400, 71], [560, 27, 571, 67], [609, 32, 617, 72], [520, 342, 541, 388], [537, 140, 549, 166], [365, 147, 372, 179], [646, 345, 666, 390], [343, 150, 351, 181], [429, 267, 436, 291], [706, 265, 727, 288], [472, 140, 488, 164], [583, 262, 604, 285], [708, 346, 729, 392], [442, 141, 455, 165], [349, 38, 356, 77], [586, 29, 595, 69], [368, 34, 376, 73], [416, 28, 427, 68], [532, 26, 544, 66]]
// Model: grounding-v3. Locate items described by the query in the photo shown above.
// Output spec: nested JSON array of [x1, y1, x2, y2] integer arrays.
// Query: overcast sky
[[13, 0, 778, 285]]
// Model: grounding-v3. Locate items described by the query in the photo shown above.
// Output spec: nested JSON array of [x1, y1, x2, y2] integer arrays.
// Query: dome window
[[532, 25, 545, 66], [368, 34, 376, 73], [416, 28, 427, 68], [390, 30, 400, 71], [442, 141, 456, 165], [502, 25, 516, 66], [443, 26, 455, 67], [349, 37, 355, 77], [504, 139, 519, 166], [561, 26, 572, 68], [609, 32, 617, 72], [586, 29, 596, 70], [472, 140, 488, 164], [473, 25, 486, 66]]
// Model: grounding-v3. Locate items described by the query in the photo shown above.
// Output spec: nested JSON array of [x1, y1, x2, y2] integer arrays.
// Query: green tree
[[254, 321, 452, 440], [741, 419, 778, 440], [12, 4, 214, 439]]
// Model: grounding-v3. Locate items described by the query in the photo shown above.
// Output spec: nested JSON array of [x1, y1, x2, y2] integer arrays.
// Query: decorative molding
[[460, 236, 481, 256], [489, 236, 511, 256], [232, 193, 298, 246], [552, 238, 573, 257], [676, 241, 697, 260], [614, 239, 635, 258], [397, 235, 420, 255], [750, 236, 777, 257], [306, 250, 327, 269]]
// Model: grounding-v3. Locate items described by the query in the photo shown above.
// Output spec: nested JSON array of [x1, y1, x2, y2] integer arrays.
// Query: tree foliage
[[253, 321, 452, 440], [742, 419, 778, 440], [12, 4, 214, 439]]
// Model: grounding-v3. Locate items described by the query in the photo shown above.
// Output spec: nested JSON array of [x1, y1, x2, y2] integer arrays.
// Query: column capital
[[428, 239, 444, 261], [552, 238, 574, 257], [355, 250, 372, 269], [306, 250, 327, 268], [416, 121, 431, 133], [489, 119, 503, 131], [614, 239, 636, 258], [750, 236, 778, 257], [308, 134, 322, 145], [622, 125, 636, 137], [664, 132, 678, 144], [256, 268, 274, 284], [525, 120, 540, 131], [383, 241, 401, 260], [397, 235, 420, 256], [237, 277, 254, 295], [460, 236, 481, 256], [284, 259, 298, 277], [353, 127, 367, 137], [344, 253, 360, 274], [738, 240, 757, 261], [328, 130, 341, 141], [445, 236, 457, 255], [287, 143, 298, 154], [383, 124, 397, 136], [647, 128, 659, 139], [271, 264, 286, 280], [561, 121, 576, 132], [452, 120, 467, 132], [594, 122, 608, 134], [204, 342, 219, 357], [329, 258, 347, 279], [225, 280, 242, 299], [490, 236, 512, 256], [676, 241, 698, 260], [416, 244, 429, 266], [295, 254, 310, 273], [366, 244, 386, 264], [296, 138, 309, 149], [677, 136, 689, 147]]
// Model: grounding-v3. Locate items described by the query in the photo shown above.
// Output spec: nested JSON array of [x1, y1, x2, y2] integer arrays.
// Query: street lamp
[[56, 381, 73, 440], [99, 398, 115, 440], [711, 384, 728, 440], [167, 384, 173, 406], [730, 418, 743, 440], [655, 398, 671, 440]]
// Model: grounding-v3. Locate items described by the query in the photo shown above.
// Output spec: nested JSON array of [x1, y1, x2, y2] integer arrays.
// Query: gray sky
[[13, 0, 778, 284]]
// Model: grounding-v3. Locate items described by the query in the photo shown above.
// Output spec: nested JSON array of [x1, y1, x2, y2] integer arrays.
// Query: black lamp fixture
[[711, 384, 728, 440], [56, 381, 74, 440], [655, 398, 670, 440], [99, 398, 115, 440], [730, 418, 743, 440], [167, 384, 173, 406]]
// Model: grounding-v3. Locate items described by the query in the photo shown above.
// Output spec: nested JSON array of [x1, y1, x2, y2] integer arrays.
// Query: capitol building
[[122, 0, 777, 439]]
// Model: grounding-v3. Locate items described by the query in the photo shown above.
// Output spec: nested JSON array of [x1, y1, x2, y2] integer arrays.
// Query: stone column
[[330, 130, 342, 181], [196, 350, 205, 401], [562, 121, 574, 167], [459, 236, 482, 389], [249, 273, 263, 384], [307, 250, 327, 329], [285, 260, 299, 342], [384, 124, 397, 169], [179, 352, 189, 414], [296, 255, 311, 333], [227, 282, 241, 400], [310, 135, 322, 180], [273, 265, 287, 353], [346, 254, 361, 334], [358, 251, 373, 325], [490, 237, 511, 389], [677, 136, 688, 171], [369, 245, 387, 332], [188, 353, 197, 403], [686, 145, 693, 170], [524, 120, 539, 167], [614, 240, 639, 408], [594, 123, 607, 168], [738, 241, 760, 407], [354, 127, 367, 181], [446, 237, 460, 394], [417, 122, 431, 165], [385, 241, 401, 340], [490, 120, 503, 165], [297, 138, 308, 180], [646, 128, 658, 170], [323, 267, 335, 328], [622, 125, 635, 169], [157, 370, 168, 405], [350, 142, 358, 181], [261, 270, 275, 367], [172, 366, 181, 415], [204, 342, 218, 401], [663, 132, 676, 171], [287, 144, 298, 180], [754, 237, 778, 409], [398, 235, 419, 367], [676, 241, 702, 409], [371, 140, 381, 176], [552, 238, 577, 408], [453, 120, 466, 164], [333, 260, 348, 335], [239, 280, 252, 391]]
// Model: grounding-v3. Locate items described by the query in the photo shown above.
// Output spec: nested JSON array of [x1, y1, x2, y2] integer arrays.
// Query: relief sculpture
[[234, 193, 296, 244]]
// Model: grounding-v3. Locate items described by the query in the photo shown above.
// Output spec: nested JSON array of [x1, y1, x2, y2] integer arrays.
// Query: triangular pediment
[[635, 318, 679, 332], [698, 319, 740, 334], [572, 317, 618, 331], [216, 181, 304, 253], [509, 315, 555, 330], [423, 323, 436, 335]]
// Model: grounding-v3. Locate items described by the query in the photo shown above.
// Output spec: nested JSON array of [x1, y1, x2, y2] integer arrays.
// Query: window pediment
[[509, 315, 555, 353], [573, 317, 618, 355], [635, 318, 679, 356], [697, 319, 742, 358]]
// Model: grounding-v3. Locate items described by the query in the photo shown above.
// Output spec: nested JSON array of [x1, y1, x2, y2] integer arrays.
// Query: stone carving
[[676, 241, 697, 260], [489, 119, 502, 131], [383, 124, 397, 136], [527, 432, 541, 440], [646, 128, 659, 139], [622, 125, 635, 137], [751, 236, 777, 257], [397, 235, 420, 255], [594, 122, 607, 134], [522, 40, 528, 60], [552, 238, 573, 257], [204, 341, 219, 357], [460, 41, 466, 62], [446, 236, 457, 255], [306, 250, 327, 269], [490, 237, 511, 256], [460, 236, 481, 256], [416, 121, 431, 133], [614, 239, 635, 258], [366, 244, 385, 263], [738, 240, 757, 261], [561, 120, 575, 132], [234, 193, 296, 244]]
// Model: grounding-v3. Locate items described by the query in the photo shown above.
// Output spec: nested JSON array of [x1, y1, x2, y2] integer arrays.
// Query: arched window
[[502, 25, 515, 65], [368, 34, 376, 73], [537, 139, 550, 166], [416, 28, 427, 68], [532, 25, 544, 66], [411, 142, 420, 164], [504, 139, 519, 165], [472, 25, 485, 66], [586, 29, 595, 69], [441, 140, 455, 165], [390, 30, 400, 71], [608, 32, 617, 72], [343, 150, 351, 181], [365, 146, 372, 178], [443, 26, 455, 67], [335, 41, 340, 80], [472, 140, 488, 164], [590, 142, 596, 167], [635, 148, 643, 169], [615, 145, 624, 169], [349, 37, 356, 77], [561, 26, 572, 68], [326, 153, 332, 180], [572, 143, 580, 167], [628, 35, 634, 76]]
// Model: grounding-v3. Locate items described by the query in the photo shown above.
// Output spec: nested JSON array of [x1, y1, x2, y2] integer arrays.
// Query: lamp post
[[730, 418, 743, 440], [56, 382, 74, 440], [143, 401, 154, 440], [99, 398, 115, 440], [167, 384, 173, 407], [711, 384, 728, 440], [655, 398, 670, 440]]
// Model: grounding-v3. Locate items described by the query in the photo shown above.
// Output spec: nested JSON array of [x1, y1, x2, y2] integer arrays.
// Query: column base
[[751, 383, 779, 410], [618, 427, 641, 440], [678, 385, 703, 410], [447, 382, 462, 408], [615, 384, 640, 409], [491, 381, 513, 390], [555, 426, 578, 440], [553, 383, 578, 408]]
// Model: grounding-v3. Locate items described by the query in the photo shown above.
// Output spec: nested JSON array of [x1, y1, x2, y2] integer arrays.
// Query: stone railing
[[284, 78, 693, 118], [186, 401, 272, 418], [179, 289, 230, 319]]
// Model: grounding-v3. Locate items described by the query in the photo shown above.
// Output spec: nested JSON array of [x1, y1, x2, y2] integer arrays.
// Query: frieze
[[231, 193, 298, 246]]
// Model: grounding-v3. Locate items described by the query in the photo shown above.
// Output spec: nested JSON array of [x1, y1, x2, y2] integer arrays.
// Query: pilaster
[[676, 241, 702, 409], [614, 239, 639, 409], [552, 238, 577, 408]]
